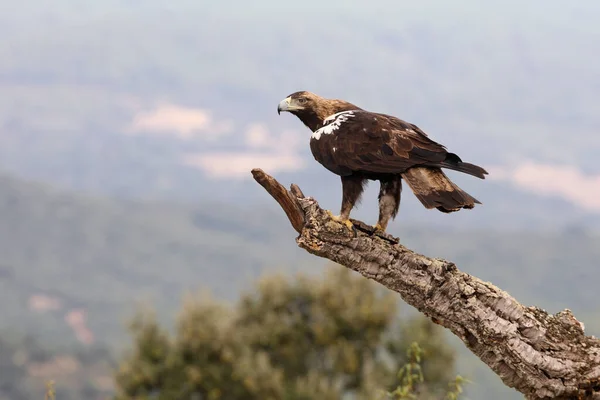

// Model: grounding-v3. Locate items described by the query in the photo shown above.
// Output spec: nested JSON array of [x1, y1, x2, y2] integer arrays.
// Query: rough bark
[[251, 168, 600, 400]]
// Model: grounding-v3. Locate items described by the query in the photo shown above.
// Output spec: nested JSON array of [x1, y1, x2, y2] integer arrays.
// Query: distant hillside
[[1, 172, 599, 342], [0, 173, 319, 347]]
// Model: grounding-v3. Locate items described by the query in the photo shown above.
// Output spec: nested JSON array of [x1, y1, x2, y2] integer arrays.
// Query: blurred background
[[0, 0, 599, 399]]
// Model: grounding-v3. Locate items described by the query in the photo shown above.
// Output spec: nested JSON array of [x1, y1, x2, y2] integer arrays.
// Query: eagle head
[[277, 91, 359, 132], [277, 91, 322, 115]]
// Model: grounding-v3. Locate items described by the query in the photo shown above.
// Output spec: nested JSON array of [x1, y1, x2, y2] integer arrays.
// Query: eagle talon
[[325, 211, 356, 234], [345, 220, 358, 237], [373, 223, 386, 233], [343, 219, 355, 231]]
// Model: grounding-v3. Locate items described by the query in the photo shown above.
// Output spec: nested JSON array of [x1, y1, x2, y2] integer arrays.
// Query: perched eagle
[[277, 91, 488, 232]]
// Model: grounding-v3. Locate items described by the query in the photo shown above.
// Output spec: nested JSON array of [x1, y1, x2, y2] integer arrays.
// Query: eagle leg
[[326, 175, 366, 234], [375, 176, 402, 232]]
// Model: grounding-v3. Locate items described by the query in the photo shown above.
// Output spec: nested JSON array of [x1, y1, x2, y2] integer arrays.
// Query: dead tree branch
[[251, 168, 600, 400]]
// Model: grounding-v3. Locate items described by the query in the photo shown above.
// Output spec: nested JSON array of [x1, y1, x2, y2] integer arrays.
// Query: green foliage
[[384, 342, 425, 399], [382, 342, 468, 400], [390, 315, 456, 393], [114, 266, 458, 399], [115, 303, 284, 400], [445, 375, 469, 400], [44, 381, 56, 400]]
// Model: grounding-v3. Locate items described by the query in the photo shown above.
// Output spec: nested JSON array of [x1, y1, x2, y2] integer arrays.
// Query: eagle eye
[[298, 98, 307, 104]]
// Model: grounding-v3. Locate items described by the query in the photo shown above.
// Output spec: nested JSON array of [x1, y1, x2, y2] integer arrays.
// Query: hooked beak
[[277, 96, 304, 115], [277, 97, 291, 115]]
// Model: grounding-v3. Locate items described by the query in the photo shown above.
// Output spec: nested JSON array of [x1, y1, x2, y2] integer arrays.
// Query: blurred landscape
[[1, 1, 599, 399]]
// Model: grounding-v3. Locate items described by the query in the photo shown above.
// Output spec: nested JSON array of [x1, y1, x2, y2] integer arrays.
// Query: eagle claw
[[373, 223, 386, 233], [326, 210, 357, 236]]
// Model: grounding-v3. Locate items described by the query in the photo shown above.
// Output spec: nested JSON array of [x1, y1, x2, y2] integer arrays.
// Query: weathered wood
[[251, 169, 305, 233], [251, 169, 600, 400]]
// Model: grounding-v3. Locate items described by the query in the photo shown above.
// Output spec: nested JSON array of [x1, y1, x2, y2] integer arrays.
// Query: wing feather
[[316, 110, 448, 174]]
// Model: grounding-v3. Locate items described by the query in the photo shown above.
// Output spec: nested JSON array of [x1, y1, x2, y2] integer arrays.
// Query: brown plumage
[[277, 91, 488, 232]]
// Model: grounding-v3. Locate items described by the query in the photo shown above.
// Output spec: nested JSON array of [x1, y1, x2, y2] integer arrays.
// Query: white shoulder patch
[[312, 110, 357, 140]]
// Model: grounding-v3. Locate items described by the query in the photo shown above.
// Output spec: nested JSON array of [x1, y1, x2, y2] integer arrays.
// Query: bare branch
[[252, 169, 600, 400], [251, 168, 305, 233]]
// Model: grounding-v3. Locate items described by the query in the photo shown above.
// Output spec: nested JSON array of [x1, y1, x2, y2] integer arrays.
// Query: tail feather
[[437, 153, 488, 179], [401, 167, 481, 213]]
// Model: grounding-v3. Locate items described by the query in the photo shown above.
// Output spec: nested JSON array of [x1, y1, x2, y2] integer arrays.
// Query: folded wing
[[311, 110, 449, 175]]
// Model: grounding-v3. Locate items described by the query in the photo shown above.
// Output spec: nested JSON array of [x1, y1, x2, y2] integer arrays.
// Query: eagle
[[277, 91, 488, 233]]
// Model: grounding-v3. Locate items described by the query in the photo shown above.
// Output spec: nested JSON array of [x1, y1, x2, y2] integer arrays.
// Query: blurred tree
[[114, 265, 458, 400]]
